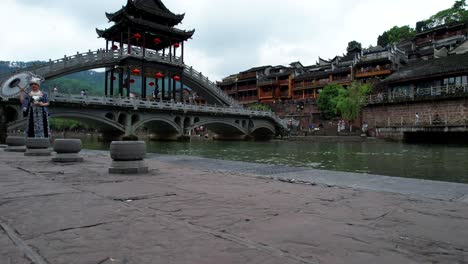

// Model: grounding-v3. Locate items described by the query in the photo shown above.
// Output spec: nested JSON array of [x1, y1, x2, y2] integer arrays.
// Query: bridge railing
[[48, 93, 275, 118], [367, 84, 468, 104], [183, 66, 241, 108], [0, 49, 184, 79]]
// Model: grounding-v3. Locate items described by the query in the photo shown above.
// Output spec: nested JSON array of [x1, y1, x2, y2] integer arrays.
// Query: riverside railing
[[367, 84, 468, 104]]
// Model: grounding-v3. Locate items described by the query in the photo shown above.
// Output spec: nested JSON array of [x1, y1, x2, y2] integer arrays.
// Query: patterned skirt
[[26, 105, 50, 138]]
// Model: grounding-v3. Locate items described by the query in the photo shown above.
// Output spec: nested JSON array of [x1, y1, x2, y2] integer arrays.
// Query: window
[[456, 76, 462, 85], [449, 77, 455, 85], [462, 76, 467, 85]]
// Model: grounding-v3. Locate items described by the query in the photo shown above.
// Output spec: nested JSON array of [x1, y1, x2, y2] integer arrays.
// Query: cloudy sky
[[0, 0, 453, 81]]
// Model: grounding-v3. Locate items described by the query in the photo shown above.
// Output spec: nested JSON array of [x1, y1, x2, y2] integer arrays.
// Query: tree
[[416, 0, 468, 32], [377, 25, 416, 47], [347, 41, 362, 53], [316, 83, 342, 120], [334, 82, 373, 131], [248, 103, 270, 111]]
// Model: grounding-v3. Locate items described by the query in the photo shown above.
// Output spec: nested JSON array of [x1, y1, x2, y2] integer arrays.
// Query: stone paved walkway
[[0, 150, 467, 264]]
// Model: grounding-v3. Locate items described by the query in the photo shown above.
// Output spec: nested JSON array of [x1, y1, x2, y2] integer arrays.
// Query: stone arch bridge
[[0, 49, 287, 140], [1, 49, 239, 107], [1, 94, 284, 140]]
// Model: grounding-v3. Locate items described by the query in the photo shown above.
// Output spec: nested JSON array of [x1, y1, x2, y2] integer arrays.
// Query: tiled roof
[[384, 53, 468, 83]]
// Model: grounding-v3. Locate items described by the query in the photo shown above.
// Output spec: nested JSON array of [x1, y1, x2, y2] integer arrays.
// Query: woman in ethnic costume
[[19, 78, 50, 138]]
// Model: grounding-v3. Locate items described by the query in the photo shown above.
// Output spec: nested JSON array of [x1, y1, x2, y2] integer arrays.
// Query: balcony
[[222, 89, 237, 95], [355, 65, 392, 78], [278, 79, 289, 86], [360, 51, 390, 62], [238, 96, 258, 103], [367, 84, 468, 105], [258, 79, 275, 86], [259, 91, 273, 98], [238, 72, 256, 80], [332, 77, 352, 84], [237, 84, 257, 91]]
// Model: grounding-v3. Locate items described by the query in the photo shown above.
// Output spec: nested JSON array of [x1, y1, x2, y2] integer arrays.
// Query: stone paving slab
[[0, 229, 32, 264], [150, 153, 468, 202], [0, 149, 468, 263]]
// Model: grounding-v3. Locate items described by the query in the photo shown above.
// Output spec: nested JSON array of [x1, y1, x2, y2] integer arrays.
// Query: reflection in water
[[81, 136, 468, 183]]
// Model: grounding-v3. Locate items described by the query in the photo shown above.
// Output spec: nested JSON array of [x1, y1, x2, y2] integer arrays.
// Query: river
[[80, 136, 468, 184]]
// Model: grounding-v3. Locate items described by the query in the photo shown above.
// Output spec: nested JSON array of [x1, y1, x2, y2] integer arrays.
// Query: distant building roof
[[384, 53, 468, 83], [241, 65, 272, 74]]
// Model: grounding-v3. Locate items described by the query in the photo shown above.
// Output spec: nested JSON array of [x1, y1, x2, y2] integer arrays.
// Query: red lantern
[[132, 68, 140, 75], [155, 72, 164, 79], [133, 33, 142, 41], [173, 43, 180, 48], [129, 79, 135, 84], [153, 38, 162, 44], [112, 45, 118, 50], [149, 82, 155, 86], [173, 75, 181, 81], [111, 76, 116, 81]]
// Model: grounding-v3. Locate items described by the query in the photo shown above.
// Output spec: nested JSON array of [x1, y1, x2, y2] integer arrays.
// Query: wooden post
[[169, 42, 172, 62], [162, 73, 166, 100], [110, 67, 115, 96], [105, 69, 109, 96], [142, 64, 146, 99], [119, 69, 124, 96], [126, 67, 131, 97], [179, 76, 184, 102], [143, 32, 146, 58], [120, 32, 124, 56], [128, 28, 131, 54], [172, 76, 176, 101], [181, 41, 185, 63]]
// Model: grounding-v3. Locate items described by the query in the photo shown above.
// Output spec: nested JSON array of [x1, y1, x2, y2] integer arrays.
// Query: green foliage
[[249, 103, 271, 111], [334, 82, 373, 122], [316, 83, 342, 120], [416, 0, 468, 32], [377, 25, 416, 47], [347, 41, 362, 53], [49, 118, 89, 131]]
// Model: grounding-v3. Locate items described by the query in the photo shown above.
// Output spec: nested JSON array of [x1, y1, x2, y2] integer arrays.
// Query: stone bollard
[[52, 139, 83, 163], [109, 141, 148, 174], [24, 138, 52, 156], [5, 136, 26, 152]]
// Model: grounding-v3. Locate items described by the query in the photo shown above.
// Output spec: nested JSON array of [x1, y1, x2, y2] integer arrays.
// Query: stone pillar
[[5, 136, 26, 152], [52, 139, 83, 163], [24, 138, 51, 156], [109, 141, 148, 174]]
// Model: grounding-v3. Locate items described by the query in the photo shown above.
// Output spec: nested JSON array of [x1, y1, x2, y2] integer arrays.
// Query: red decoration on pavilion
[[132, 68, 141, 75], [173, 75, 181, 81], [112, 45, 119, 50], [133, 33, 142, 41], [155, 72, 164, 79], [129, 79, 135, 84], [111, 76, 116, 81], [173, 43, 180, 48], [153, 38, 162, 44], [149, 82, 155, 86]]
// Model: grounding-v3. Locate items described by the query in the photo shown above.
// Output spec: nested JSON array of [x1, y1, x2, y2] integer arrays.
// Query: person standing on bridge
[[19, 78, 50, 138]]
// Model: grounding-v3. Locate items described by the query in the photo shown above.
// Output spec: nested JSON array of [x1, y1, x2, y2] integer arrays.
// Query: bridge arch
[[51, 112, 125, 133], [189, 119, 247, 136], [250, 125, 276, 140], [134, 116, 182, 139]]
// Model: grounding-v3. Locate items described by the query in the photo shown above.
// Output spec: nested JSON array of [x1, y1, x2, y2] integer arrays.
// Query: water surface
[[82, 137, 468, 183]]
